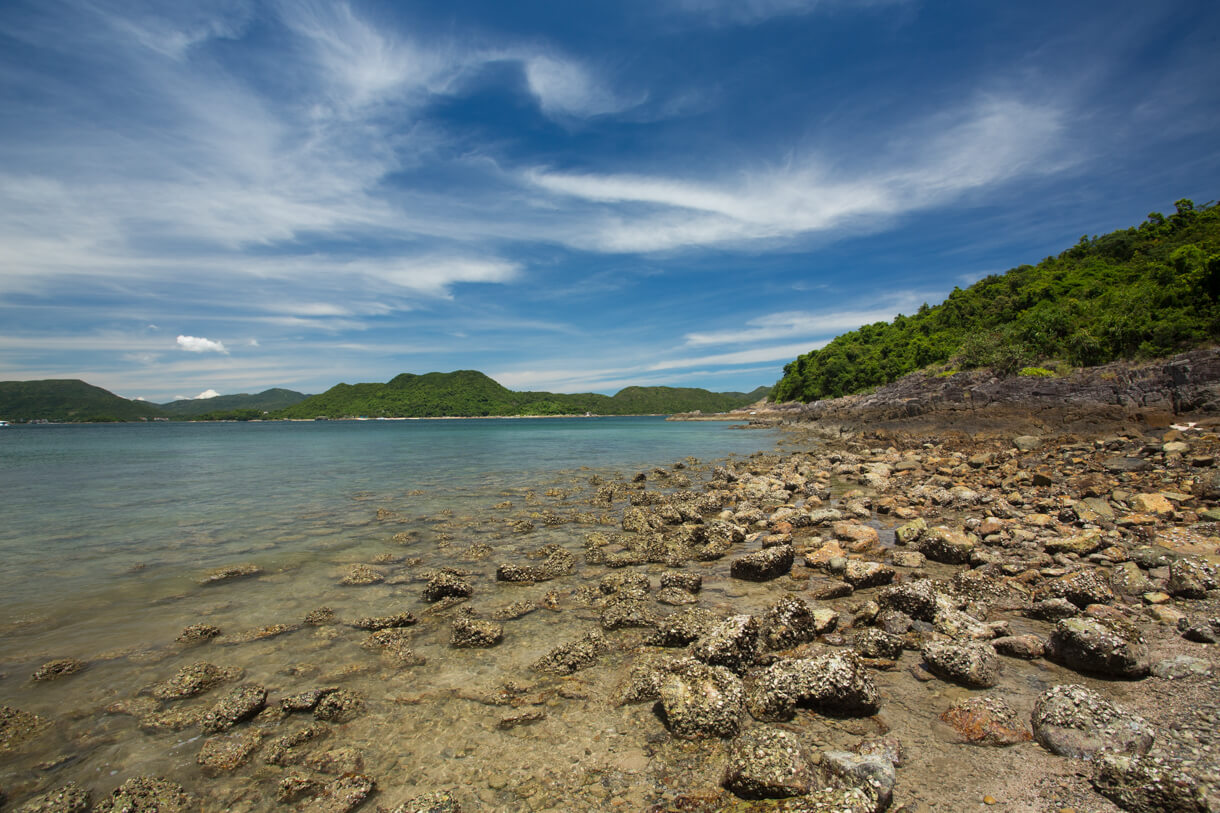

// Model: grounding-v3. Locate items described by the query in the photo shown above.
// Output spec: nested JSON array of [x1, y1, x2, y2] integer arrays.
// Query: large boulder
[[1167, 557, 1217, 599], [657, 659, 744, 739], [1031, 684, 1154, 759], [722, 727, 816, 799], [1046, 615, 1150, 678], [878, 580, 939, 622], [921, 641, 998, 688]]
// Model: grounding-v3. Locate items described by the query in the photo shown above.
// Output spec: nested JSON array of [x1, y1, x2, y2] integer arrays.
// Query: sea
[[0, 417, 784, 810]]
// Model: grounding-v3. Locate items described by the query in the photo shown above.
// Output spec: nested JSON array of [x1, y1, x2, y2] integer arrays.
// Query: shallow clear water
[[0, 417, 782, 810]]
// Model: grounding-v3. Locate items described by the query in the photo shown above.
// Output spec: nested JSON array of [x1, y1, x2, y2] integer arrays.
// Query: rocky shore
[[2, 394, 1219, 811]]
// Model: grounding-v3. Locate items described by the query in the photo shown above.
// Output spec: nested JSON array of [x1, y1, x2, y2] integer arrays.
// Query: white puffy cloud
[[193, 388, 221, 399], [176, 335, 228, 354]]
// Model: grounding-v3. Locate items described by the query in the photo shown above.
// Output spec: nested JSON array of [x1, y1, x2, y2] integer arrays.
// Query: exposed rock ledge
[[693, 348, 1220, 437]]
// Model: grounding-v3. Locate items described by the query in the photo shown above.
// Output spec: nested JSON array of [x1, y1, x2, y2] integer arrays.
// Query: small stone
[[200, 685, 267, 734], [451, 616, 504, 648], [176, 624, 221, 643], [31, 658, 86, 682]]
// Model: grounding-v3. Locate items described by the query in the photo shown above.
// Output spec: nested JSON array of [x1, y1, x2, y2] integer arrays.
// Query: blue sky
[[0, 0, 1217, 402]]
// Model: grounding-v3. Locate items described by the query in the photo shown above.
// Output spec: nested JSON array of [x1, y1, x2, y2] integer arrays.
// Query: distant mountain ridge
[[0, 379, 166, 422], [159, 388, 307, 417], [277, 370, 770, 418], [0, 374, 769, 421]]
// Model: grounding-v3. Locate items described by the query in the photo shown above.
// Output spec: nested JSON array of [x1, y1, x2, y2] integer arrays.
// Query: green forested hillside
[[276, 371, 767, 418], [0, 380, 167, 422], [159, 388, 307, 417], [773, 199, 1220, 402]]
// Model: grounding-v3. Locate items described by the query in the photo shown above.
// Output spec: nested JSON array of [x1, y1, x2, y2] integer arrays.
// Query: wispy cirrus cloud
[[527, 97, 1067, 252], [683, 292, 931, 347]]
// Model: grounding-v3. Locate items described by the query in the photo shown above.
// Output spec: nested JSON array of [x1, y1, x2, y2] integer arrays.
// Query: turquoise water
[[0, 416, 777, 618]]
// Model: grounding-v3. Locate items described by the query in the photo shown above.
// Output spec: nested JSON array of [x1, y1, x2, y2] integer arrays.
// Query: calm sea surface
[[1, 416, 796, 811], [0, 417, 778, 615]]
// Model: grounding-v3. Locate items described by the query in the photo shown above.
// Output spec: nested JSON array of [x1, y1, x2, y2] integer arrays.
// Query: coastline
[[2, 413, 1218, 811]]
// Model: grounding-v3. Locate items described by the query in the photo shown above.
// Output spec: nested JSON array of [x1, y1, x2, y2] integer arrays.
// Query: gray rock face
[[1092, 753, 1211, 813], [722, 727, 815, 799], [730, 545, 795, 581], [921, 641, 999, 688], [1046, 616, 1151, 678], [200, 685, 267, 734], [692, 615, 760, 675], [657, 659, 744, 739], [1031, 684, 1154, 759], [450, 616, 503, 648], [531, 632, 609, 674]]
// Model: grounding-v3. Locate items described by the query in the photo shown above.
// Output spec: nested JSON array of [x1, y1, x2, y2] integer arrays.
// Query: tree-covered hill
[[773, 199, 1220, 402], [0, 380, 167, 422], [275, 370, 768, 418], [159, 388, 308, 417]]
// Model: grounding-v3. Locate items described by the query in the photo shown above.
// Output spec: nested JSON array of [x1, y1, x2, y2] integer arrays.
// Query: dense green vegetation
[[276, 370, 769, 418], [159, 388, 307, 417], [773, 199, 1220, 402], [0, 380, 167, 422]]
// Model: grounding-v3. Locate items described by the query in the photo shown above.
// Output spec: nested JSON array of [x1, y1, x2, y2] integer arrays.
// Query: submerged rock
[[301, 773, 375, 813], [93, 777, 194, 813], [387, 790, 463, 813], [199, 563, 262, 585], [197, 729, 263, 776], [1031, 684, 1154, 759], [31, 658, 86, 682], [339, 564, 384, 586], [351, 612, 416, 631], [450, 616, 504, 648], [647, 607, 716, 647], [1092, 753, 1211, 813], [176, 624, 221, 644], [532, 632, 609, 675], [14, 781, 90, 812], [200, 685, 267, 733], [313, 689, 366, 723], [150, 662, 242, 701]]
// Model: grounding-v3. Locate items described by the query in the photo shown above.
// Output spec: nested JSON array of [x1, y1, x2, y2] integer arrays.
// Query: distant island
[[0, 373, 769, 423]]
